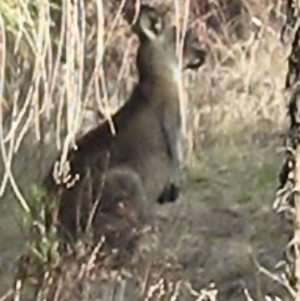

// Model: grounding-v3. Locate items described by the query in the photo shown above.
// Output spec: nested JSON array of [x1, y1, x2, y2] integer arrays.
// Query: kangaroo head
[[132, 5, 206, 82]]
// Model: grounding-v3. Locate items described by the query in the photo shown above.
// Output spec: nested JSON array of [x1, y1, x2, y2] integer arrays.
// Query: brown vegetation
[[273, 0, 300, 298], [0, 0, 294, 301]]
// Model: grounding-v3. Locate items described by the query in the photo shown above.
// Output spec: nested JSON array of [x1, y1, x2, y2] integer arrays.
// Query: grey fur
[[43, 5, 206, 248]]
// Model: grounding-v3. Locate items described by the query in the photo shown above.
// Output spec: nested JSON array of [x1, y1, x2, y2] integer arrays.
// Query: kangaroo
[[43, 5, 206, 246]]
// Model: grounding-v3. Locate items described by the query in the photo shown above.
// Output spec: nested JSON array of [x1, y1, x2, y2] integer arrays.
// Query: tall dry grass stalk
[[0, 0, 118, 211], [0, 0, 292, 300], [0, 1, 223, 300], [0, 0, 206, 212]]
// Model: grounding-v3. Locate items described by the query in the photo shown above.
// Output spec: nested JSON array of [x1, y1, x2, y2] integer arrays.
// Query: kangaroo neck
[[138, 75, 181, 101]]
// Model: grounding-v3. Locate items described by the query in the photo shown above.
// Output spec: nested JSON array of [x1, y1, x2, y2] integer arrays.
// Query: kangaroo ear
[[132, 5, 164, 41]]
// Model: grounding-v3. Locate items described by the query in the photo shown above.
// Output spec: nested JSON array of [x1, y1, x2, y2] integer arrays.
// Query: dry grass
[[0, 0, 293, 300]]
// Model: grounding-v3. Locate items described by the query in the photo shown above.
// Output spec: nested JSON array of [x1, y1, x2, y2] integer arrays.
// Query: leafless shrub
[[273, 0, 300, 299]]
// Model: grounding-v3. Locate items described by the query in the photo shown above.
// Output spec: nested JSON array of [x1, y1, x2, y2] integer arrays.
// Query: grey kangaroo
[[43, 5, 206, 245]]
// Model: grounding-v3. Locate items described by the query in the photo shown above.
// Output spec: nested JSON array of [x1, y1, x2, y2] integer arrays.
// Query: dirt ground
[[0, 130, 292, 301], [145, 132, 289, 301]]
